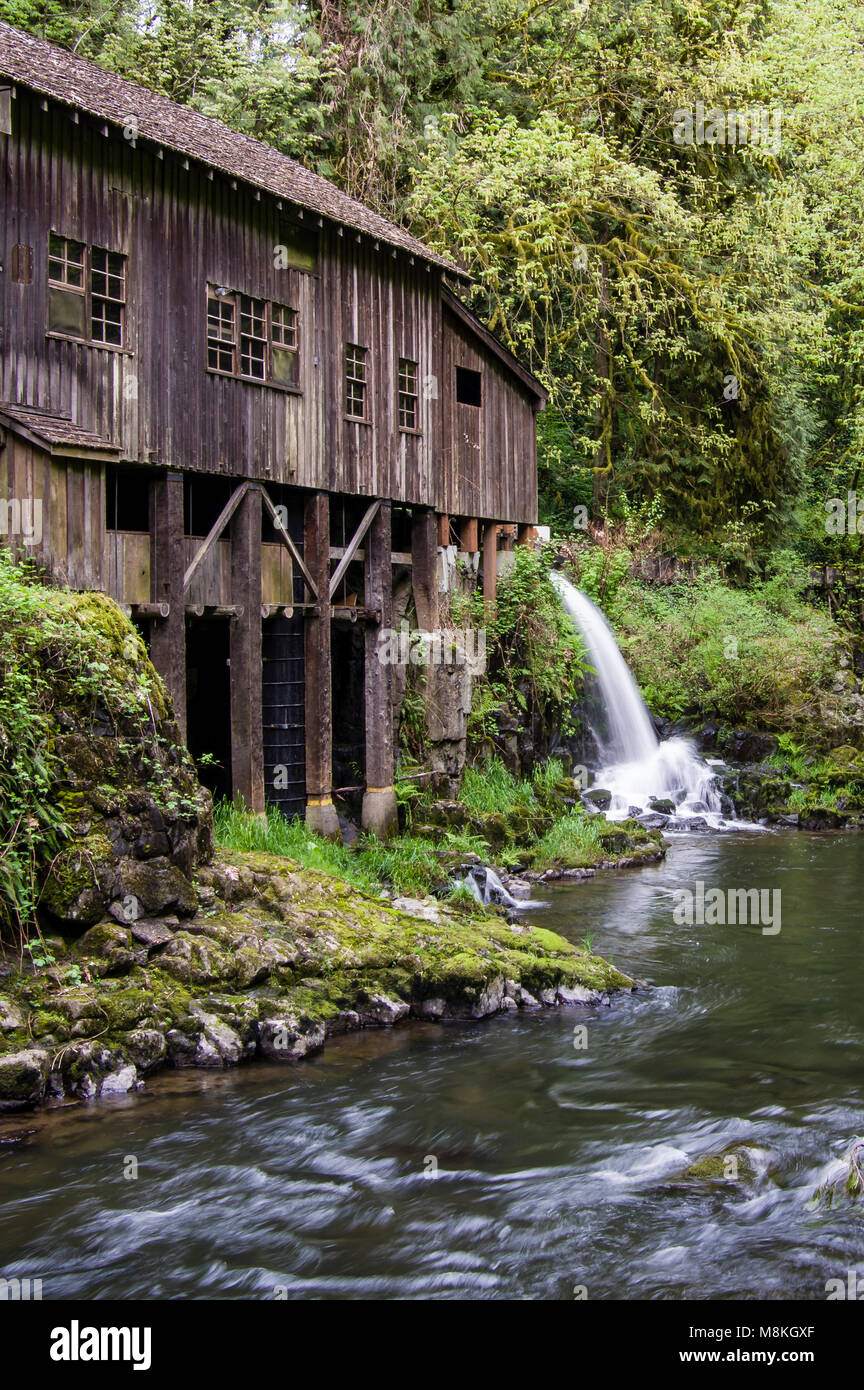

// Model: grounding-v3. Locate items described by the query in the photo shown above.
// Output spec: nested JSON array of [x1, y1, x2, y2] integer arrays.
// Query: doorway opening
[[186, 618, 231, 800], [331, 620, 365, 820]]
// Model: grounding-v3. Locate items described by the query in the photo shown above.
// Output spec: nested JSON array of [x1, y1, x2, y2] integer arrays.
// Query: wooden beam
[[328, 547, 412, 565], [328, 499, 381, 600], [259, 485, 318, 598], [304, 493, 340, 837], [230, 487, 264, 812], [183, 481, 249, 592], [362, 503, 397, 837], [459, 517, 479, 552], [437, 513, 451, 548], [411, 508, 439, 631], [130, 601, 170, 618], [149, 472, 187, 737]]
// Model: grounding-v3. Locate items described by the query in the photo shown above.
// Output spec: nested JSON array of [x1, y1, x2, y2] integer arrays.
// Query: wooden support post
[[411, 508, 439, 632], [362, 502, 397, 837], [483, 523, 499, 608], [150, 471, 187, 737], [230, 486, 265, 812], [517, 523, 538, 546], [304, 493, 340, 837], [437, 513, 451, 548], [460, 517, 479, 552]]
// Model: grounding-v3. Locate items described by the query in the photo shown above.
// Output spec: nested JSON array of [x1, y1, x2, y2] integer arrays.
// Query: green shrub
[[531, 757, 567, 797], [532, 810, 606, 870], [472, 545, 587, 740], [459, 760, 536, 816], [214, 800, 445, 898], [213, 799, 379, 890], [578, 562, 839, 728]]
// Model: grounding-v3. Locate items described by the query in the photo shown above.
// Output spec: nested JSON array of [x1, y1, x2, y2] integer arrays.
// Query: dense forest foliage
[[5, 0, 864, 569]]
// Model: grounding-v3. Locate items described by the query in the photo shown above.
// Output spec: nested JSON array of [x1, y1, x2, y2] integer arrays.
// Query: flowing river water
[[1, 831, 863, 1301]]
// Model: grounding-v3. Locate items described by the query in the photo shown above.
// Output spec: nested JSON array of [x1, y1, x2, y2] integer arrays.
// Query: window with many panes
[[270, 304, 299, 386], [398, 357, 418, 430], [89, 247, 126, 345], [345, 344, 368, 420], [48, 234, 126, 346], [239, 295, 267, 379], [207, 288, 299, 386], [207, 294, 236, 373]]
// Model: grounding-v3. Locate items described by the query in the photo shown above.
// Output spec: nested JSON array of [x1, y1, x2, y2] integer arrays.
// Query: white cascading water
[[552, 573, 726, 827]]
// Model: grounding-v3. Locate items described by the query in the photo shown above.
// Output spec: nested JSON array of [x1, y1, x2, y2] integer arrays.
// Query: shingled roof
[[0, 21, 465, 277], [0, 402, 120, 456]]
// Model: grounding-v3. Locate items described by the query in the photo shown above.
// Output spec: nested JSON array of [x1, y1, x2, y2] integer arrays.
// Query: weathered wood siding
[[442, 305, 539, 525], [1, 87, 538, 523], [1, 433, 105, 587], [321, 229, 440, 506], [1, 435, 296, 606]]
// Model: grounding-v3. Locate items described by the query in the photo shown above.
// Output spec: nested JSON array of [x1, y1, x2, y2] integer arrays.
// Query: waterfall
[[551, 573, 727, 827]]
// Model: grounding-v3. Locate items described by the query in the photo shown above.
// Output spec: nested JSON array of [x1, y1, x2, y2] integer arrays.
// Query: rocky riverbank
[[0, 849, 634, 1113], [658, 722, 864, 828]]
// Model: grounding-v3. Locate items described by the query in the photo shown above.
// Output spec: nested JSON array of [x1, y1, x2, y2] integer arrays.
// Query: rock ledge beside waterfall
[[0, 850, 634, 1113]]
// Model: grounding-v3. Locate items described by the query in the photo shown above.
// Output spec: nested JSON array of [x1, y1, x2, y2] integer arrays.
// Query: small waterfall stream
[[552, 574, 727, 828]]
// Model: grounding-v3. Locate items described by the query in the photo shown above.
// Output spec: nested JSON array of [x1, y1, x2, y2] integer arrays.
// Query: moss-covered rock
[[0, 847, 637, 1110], [0, 558, 213, 943], [0, 994, 24, 1034], [74, 921, 137, 976], [0, 1048, 50, 1112], [682, 1143, 768, 1184], [40, 833, 117, 927]]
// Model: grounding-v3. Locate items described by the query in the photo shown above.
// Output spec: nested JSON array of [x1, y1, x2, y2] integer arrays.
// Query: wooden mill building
[[0, 21, 544, 835]]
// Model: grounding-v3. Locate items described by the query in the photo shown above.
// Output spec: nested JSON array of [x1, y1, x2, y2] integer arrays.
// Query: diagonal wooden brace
[[328, 499, 381, 601], [183, 481, 249, 593]]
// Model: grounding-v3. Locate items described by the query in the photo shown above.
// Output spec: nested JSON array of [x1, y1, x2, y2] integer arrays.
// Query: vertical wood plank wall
[[1, 87, 538, 525], [0, 79, 543, 833]]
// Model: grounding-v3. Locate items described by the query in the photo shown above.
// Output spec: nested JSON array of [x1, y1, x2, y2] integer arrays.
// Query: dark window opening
[[398, 357, 418, 430], [391, 506, 413, 553], [239, 294, 267, 380], [329, 496, 369, 606], [184, 475, 234, 538], [456, 366, 482, 407], [48, 233, 85, 288], [106, 465, 150, 532], [345, 344, 368, 420], [260, 483, 306, 546], [186, 619, 232, 801]]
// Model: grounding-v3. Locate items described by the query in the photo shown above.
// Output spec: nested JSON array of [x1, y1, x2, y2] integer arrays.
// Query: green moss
[[0, 847, 636, 1101], [0, 553, 209, 945], [684, 1145, 760, 1182], [98, 987, 154, 1031]]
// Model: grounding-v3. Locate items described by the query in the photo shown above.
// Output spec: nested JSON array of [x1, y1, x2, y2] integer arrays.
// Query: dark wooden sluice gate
[[262, 501, 308, 820], [0, 21, 546, 837]]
